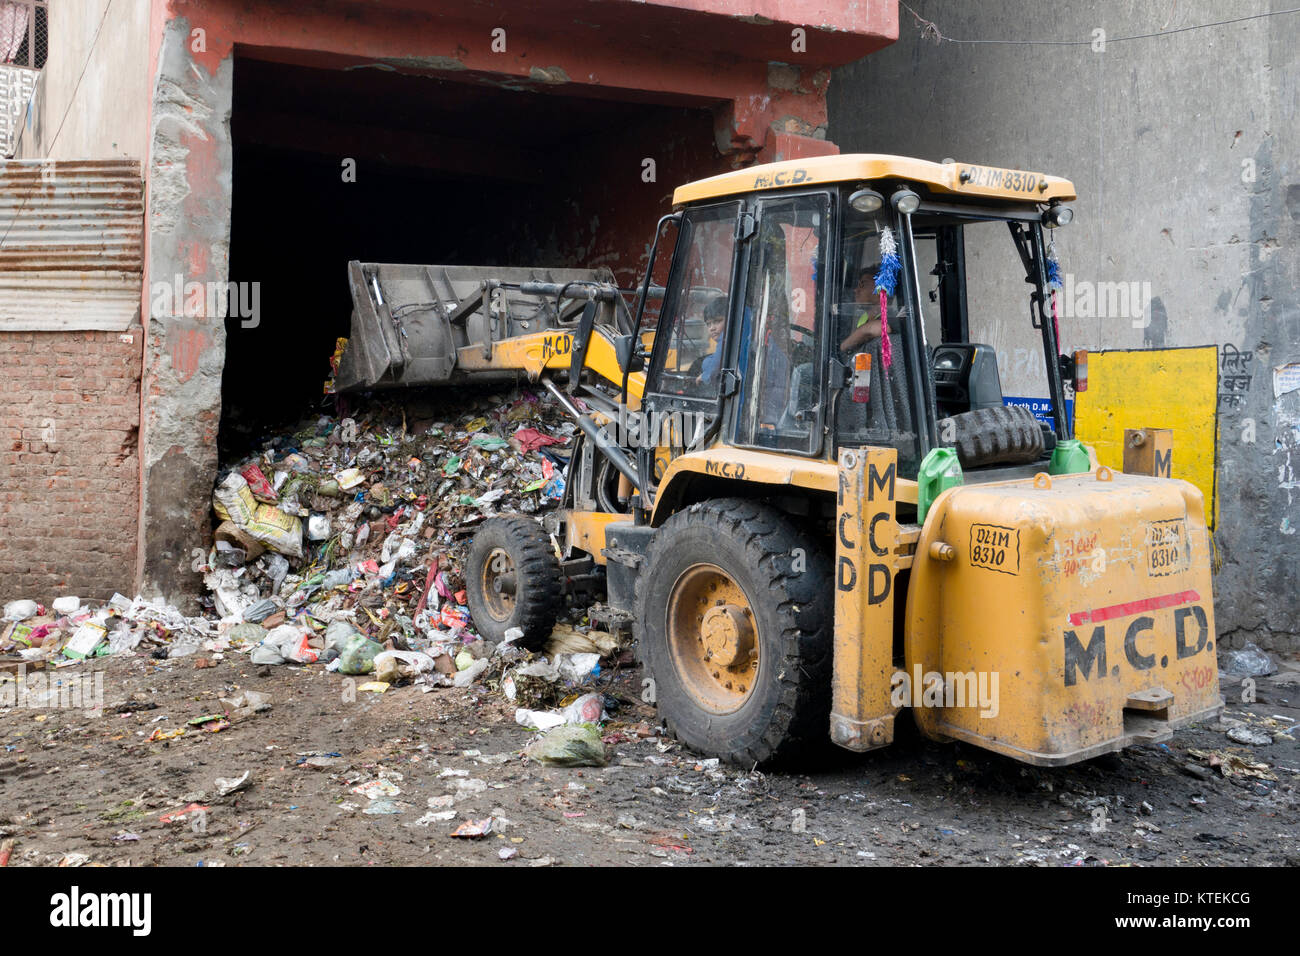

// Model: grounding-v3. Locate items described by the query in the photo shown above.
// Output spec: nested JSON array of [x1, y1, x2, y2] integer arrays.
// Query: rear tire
[[943, 404, 1044, 468], [465, 516, 561, 650], [634, 498, 833, 766]]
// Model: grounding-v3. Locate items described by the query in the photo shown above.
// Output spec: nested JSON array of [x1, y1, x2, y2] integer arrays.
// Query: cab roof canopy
[[672, 153, 1077, 207]]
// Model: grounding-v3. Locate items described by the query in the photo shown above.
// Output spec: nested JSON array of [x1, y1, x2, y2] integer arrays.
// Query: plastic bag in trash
[[338, 634, 384, 675], [555, 652, 601, 684], [106, 621, 142, 654], [524, 724, 608, 767], [252, 625, 319, 665], [321, 568, 354, 589], [374, 650, 435, 684], [241, 463, 278, 502], [306, 514, 332, 541], [264, 554, 290, 593], [514, 707, 564, 730], [561, 692, 605, 723], [242, 599, 278, 623], [1220, 642, 1277, 679], [380, 534, 416, 564], [226, 623, 266, 646], [243, 504, 304, 560], [514, 692, 605, 729], [453, 657, 490, 687], [213, 472, 257, 526], [3, 600, 39, 621], [323, 619, 362, 661]]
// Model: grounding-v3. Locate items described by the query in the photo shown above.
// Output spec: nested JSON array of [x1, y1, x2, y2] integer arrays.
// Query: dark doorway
[[221, 55, 719, 457]]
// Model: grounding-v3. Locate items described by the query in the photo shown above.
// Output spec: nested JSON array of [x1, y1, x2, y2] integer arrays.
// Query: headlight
[[1043, 205, 1073, 228], [891, 189, 921, 215], [849, 188, 884, 213]]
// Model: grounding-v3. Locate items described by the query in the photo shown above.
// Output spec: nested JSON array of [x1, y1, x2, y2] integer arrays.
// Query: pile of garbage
[[0, 594, 216, 665], [2, 384, 638, 756], [196, 386, 582, 676]]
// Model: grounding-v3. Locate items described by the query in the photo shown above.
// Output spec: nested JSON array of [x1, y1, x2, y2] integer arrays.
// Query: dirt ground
[[1, 651, 1296, 867]]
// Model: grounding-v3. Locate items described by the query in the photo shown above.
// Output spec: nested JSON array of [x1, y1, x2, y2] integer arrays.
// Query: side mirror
[[613, 334, 645, 373]]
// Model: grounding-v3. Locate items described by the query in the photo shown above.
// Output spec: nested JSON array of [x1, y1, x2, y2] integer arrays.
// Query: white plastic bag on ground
[[3, 600, 38, 621], [516, 659, 560, 682], [453, 658, 490, 687], [374, 650, 435, 684], [555, 652, 601, 683], [514, 693, 606, 730], [253, 625, 319, 665], [515, 707, 566, 731]]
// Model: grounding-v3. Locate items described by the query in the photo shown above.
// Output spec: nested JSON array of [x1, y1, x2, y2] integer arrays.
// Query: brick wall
[[0, 328, 142, 603]]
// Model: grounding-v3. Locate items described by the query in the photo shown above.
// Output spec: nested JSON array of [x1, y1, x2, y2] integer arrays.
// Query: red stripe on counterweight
[[1068, 589, 1200, 627]]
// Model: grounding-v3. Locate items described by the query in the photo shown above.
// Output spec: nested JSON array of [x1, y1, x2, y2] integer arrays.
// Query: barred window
[[1, 0, 46, 71]]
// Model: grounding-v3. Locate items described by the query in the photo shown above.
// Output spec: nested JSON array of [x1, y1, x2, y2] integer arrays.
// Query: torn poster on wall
[[1273, 362, 1300, 399]]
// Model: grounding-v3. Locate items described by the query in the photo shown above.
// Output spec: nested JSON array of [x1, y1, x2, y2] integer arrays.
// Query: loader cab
[[642, 190, 834, 461], [639, 158, 1079, 486]]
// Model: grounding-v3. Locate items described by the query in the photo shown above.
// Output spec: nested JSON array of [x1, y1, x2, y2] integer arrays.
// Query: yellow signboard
[[1074, 346, 1219, 527]]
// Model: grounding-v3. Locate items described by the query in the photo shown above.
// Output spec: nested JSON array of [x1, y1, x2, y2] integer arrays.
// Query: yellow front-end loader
[[337, 154, 1222, 766]]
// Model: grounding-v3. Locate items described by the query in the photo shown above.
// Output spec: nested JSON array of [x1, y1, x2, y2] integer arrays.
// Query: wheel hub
[[666, 563, 759, 713], [480, 547, 516, 620], [701, 604, 753, 667]]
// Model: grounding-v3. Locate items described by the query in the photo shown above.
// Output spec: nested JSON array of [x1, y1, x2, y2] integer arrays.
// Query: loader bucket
[[334, 261, 626, 392]]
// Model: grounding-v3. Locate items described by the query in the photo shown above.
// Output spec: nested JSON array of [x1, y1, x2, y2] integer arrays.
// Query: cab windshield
[[833, 206, 925, 478], [834, 193, 1071, 481]]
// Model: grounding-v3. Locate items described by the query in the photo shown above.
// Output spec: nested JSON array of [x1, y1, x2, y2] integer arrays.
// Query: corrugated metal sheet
[[0, 159, 143, 330]]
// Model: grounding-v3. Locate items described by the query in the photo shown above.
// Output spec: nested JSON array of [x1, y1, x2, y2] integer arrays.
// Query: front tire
[[465, 515, 561, 649], [634, 498, 833, 766]]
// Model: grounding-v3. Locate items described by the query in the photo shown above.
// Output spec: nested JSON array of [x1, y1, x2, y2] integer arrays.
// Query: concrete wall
[[16, 0, 150, 160], [137, 13, 231, 607], [829, 0, 1300, 650]]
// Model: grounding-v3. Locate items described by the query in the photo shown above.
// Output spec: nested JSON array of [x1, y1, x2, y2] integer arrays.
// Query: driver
[[838, 267, 884, 353], [696, 294, 729, 385]]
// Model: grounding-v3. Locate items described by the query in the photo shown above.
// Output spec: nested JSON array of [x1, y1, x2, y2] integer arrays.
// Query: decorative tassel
[[874, 227, 900, 371], [1046, 241, 1063, 349]]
